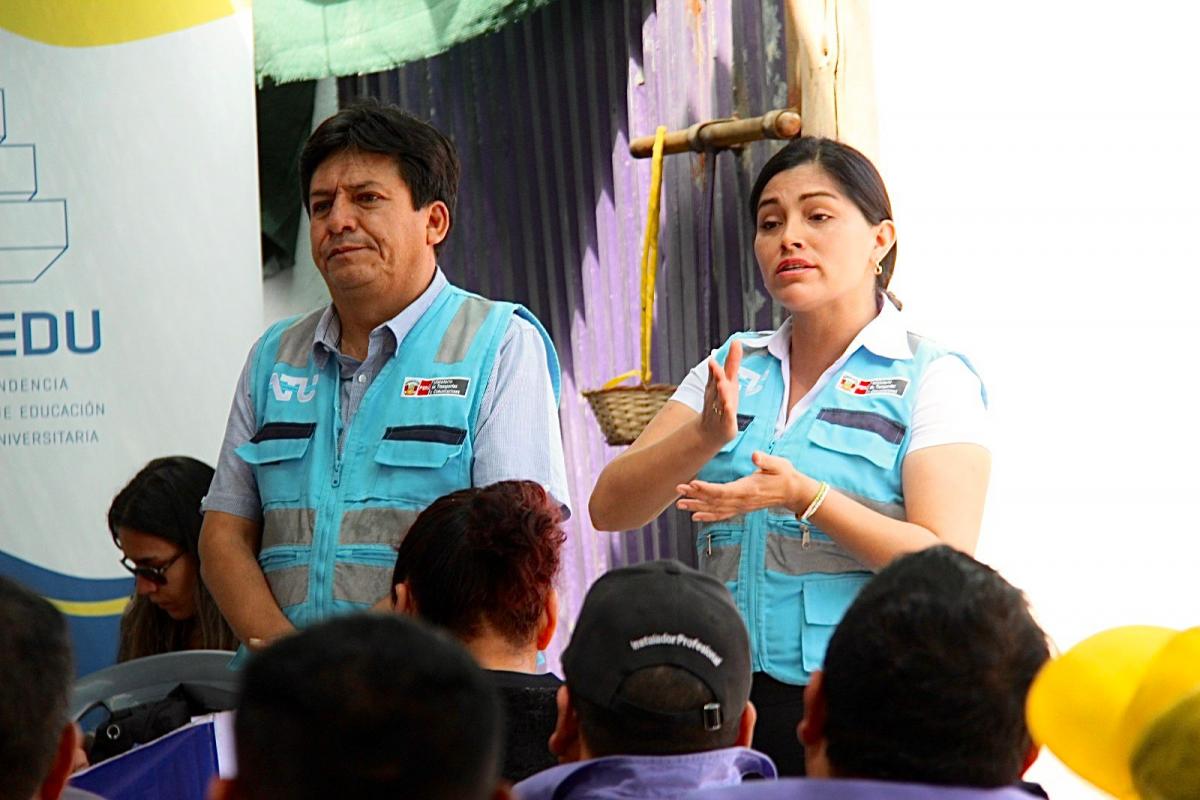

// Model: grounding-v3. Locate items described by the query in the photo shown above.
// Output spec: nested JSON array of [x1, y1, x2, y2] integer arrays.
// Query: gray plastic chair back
[[70, 650, 238, 721]]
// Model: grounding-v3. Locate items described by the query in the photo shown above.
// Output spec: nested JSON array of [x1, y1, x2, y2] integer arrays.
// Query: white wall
[[871, 2, 1200, 795], [262, 77, 338, 324]]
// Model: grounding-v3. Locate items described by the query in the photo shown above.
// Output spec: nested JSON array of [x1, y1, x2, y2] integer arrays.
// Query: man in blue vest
[[198, 102, 569, 651]]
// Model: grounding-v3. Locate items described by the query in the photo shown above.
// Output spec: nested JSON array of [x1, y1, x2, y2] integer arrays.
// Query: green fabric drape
[[255, 0, 559, 84], [257, 78, 316, 275]]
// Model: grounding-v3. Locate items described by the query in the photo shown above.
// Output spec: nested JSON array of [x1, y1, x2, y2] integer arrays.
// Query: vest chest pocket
[[700, 414, 756, 483], [367, 425, 468, 501], [235, 423, 315, 504], [809, 409, 905, 470]]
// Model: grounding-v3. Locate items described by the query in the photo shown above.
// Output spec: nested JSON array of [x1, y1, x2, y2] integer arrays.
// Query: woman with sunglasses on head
[[589, 138, 990, 774], [109, 456, 237, 661]]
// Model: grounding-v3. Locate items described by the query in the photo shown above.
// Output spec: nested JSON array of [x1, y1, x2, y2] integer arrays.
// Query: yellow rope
[[603, 125, 666, 390]]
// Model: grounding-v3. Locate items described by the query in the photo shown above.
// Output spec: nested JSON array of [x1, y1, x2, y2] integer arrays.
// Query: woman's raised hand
[[676, 451, 805, 522], [699, 340, 743, 446]]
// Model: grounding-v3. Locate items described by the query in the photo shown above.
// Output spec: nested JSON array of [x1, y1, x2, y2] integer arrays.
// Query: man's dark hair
[[392, 480, 564, 648], [821, 546, 1050, 787], [0, 576, 74, 800], [572, 665, 740, 757], [299, 99, 460, 227], [234, 613, 503, 800]]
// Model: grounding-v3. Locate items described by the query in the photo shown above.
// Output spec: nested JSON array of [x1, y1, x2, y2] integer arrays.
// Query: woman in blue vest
[[589, 137, 990, 774]]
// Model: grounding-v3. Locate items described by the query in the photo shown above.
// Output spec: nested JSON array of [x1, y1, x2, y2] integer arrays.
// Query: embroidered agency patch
[[402, 377, 470, 398], [837, 373, 909, 397]]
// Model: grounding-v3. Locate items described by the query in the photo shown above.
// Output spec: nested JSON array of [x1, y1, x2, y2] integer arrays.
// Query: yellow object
[[602, 125, 666, 390], [1027, 625, 1200, 798], [45, 595, 130, 618], [637, 125, 667, 386], [799, 481, 830, 523], [0, 1, 237, 48], [1132, 690, 1200, 800]]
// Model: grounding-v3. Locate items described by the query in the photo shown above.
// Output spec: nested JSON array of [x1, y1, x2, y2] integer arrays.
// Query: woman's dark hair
[[749, 136, 899, 306], [392, 480, 565, 648], [107, 456, 237, 660]]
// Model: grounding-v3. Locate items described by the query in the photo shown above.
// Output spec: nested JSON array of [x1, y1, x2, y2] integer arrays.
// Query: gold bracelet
[[798, 481, 830, 523]]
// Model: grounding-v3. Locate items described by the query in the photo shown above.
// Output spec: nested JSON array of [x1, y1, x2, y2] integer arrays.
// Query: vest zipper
[[313, 381, 347, 618]]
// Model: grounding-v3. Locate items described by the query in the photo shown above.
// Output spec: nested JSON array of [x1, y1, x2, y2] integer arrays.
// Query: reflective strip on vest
[[765, 534, 869, 576], [435, 295, 492, 364], [276, 308, 325, 369], [262, 508, 316, 549], [840, 488, 905, 521], [265, 566, 309, 609], [339, 507, 421, 545], [333, 562, 392, 605]]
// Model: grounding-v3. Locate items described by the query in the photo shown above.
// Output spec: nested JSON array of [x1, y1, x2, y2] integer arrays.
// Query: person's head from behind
[[749, 136, 898, 314], [208, 613, 508, 800], [299, 100, 460, 302], [552, 560, 755, 760], [0, 576, 78, 800], [392, 480, 564, 671], [108, 456, 234, 659], [800, 545, 1050, 787]]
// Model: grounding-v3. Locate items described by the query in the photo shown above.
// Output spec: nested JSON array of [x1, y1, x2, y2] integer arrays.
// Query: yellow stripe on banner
[[0, 0, 238, 48], [45, 595, 130, 618]]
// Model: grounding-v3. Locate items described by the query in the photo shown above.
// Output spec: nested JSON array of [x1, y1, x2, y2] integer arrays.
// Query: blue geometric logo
[[0, 89, 70, 285]]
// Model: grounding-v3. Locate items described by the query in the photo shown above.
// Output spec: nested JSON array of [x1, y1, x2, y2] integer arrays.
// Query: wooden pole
[[784, 0, 878, 160], [629, 108, 801, 159]]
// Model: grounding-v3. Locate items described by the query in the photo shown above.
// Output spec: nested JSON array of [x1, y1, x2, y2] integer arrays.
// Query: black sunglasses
[[119, 551, 185, 586]]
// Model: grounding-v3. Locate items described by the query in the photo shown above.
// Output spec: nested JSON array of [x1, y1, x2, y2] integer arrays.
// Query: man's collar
[[310, 269, 449, 367], [752, 297, 912, 363]]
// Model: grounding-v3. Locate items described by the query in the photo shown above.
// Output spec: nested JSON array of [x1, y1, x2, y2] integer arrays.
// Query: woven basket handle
[[603, 125, 666, 390]]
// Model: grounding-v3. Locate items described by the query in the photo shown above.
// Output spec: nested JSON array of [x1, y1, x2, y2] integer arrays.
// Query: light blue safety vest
[[234, 282, 560, 630], [695, 329, 984, 685]]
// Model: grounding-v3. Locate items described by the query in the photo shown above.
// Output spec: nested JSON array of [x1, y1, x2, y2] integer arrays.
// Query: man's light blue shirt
[[514, 748, 776, 800], [682, 778, 1038, 800]]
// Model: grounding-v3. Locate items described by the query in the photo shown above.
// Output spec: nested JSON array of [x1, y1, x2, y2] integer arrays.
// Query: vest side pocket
[[258, 546, 310, 612], [800, 574, 870, 673], [808, 410, 904, 470], [696, 528, 742, 589], [236, 432, 314, 503]]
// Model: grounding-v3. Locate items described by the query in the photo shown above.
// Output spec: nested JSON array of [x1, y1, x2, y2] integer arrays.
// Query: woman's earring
[[874, 261, 884, 276]]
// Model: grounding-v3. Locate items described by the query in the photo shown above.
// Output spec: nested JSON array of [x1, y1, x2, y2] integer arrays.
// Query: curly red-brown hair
[[392, 480, 565, 647]]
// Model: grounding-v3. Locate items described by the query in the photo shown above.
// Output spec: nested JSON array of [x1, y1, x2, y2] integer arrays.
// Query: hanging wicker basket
[[585, 125, 672, 447], [583, 383, 676, 447]]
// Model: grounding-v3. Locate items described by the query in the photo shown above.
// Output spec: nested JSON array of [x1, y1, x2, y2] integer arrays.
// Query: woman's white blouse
[[669, 301, 989, 454]]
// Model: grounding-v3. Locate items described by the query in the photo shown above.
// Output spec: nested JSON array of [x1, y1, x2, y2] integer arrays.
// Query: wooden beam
[[784, 0, 878, 160], [629, 108, 802, 159]]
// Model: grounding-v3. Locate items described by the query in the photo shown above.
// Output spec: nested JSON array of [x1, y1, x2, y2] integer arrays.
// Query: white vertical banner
[[0, 2, 262, 674]]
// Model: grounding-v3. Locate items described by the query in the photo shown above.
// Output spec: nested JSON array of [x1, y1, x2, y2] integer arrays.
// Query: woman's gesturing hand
[[699, 340, 743, 446], [675, 451, 806, 522]]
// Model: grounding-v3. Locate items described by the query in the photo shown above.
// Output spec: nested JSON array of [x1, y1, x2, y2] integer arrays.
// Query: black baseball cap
[[561, 559, 751, 732]]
